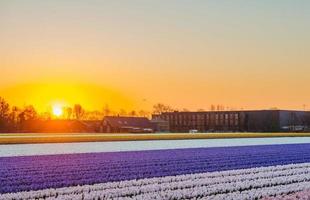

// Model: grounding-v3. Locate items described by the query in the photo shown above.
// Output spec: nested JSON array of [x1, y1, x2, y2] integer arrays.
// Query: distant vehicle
[[143, 128, 154, 133], [189, 129, 198, 134], [281, 126, 305, 132]]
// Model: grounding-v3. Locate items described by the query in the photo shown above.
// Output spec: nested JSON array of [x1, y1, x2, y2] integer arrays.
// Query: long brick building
[[153, 110, 310, 133]]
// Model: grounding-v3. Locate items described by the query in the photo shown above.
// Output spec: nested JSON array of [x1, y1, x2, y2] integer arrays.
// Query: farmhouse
[[19, 120, 95, 133], [102, 116, 154, 133]]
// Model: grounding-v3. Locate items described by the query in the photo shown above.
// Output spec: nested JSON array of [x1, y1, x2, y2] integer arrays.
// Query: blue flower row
[[1, 143, 310, 194]]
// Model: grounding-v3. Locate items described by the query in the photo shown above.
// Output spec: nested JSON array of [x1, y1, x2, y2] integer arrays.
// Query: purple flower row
[[2, 162, 310, 200], [1, 143, 310, 194]]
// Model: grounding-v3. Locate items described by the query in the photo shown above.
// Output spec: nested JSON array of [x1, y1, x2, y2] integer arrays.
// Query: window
[[215, 114, 219, 125]]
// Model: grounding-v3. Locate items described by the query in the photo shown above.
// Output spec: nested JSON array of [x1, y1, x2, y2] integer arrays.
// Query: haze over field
[[1, 0, 310, 112]]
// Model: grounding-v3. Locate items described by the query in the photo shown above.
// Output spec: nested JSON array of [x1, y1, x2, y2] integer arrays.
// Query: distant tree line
[[0, 97, 152, 132], [0, 97, 38, 132], [4, 96, 309, 133]]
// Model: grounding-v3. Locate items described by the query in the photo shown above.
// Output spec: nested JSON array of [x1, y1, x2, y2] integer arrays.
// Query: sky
[[0, 0, 310, 112]]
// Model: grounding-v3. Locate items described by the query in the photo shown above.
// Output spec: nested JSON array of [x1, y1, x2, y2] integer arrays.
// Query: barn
[[102, 116, 154, 133]]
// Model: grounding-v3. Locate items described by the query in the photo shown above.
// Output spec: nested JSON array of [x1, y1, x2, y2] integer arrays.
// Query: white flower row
[[2, 163, 310, 200], [112, 173, 310, 200], [209, 181, 310, 200], [264, 189, 310, 200]]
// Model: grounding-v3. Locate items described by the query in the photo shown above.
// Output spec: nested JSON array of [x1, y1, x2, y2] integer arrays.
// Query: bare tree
[[9, 106, 20, 123], [7, 106, 21, 131], [40, 111, 52, 120], [64, 107, 73, 119], [129, 110, 137, 117], [103, 104, 111, 116], [138, 110, 150, 117], [118, 109, 127, 116], [0, 97, 10, 119], [83, 110, 103, 120], [73, 104, 84, 120], [19, 105, 37, 121], [214, 104, 225, 111], [0, 97, 10, 131], [24, 105, 37, 120], [153, 103, 174, 114], [210, 104, 215, 111]]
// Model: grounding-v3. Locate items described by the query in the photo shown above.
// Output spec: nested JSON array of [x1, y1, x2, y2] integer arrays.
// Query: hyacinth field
[[2, 143, 310, 199]]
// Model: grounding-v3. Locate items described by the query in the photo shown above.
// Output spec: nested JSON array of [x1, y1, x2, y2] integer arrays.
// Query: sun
[[52, 105, 63, 117]]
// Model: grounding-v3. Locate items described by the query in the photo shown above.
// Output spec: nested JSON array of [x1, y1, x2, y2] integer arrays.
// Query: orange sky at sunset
[[1, 1, 310, 112], [0, 82, 138, 112]]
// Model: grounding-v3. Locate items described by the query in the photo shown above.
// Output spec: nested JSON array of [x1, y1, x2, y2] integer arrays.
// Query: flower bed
[[2, 163, 310, 200], [2, 143, 310, 199]]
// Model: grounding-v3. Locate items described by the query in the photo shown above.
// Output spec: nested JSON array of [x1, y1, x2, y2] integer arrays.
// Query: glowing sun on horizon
[[52, 105, 63, 117]]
